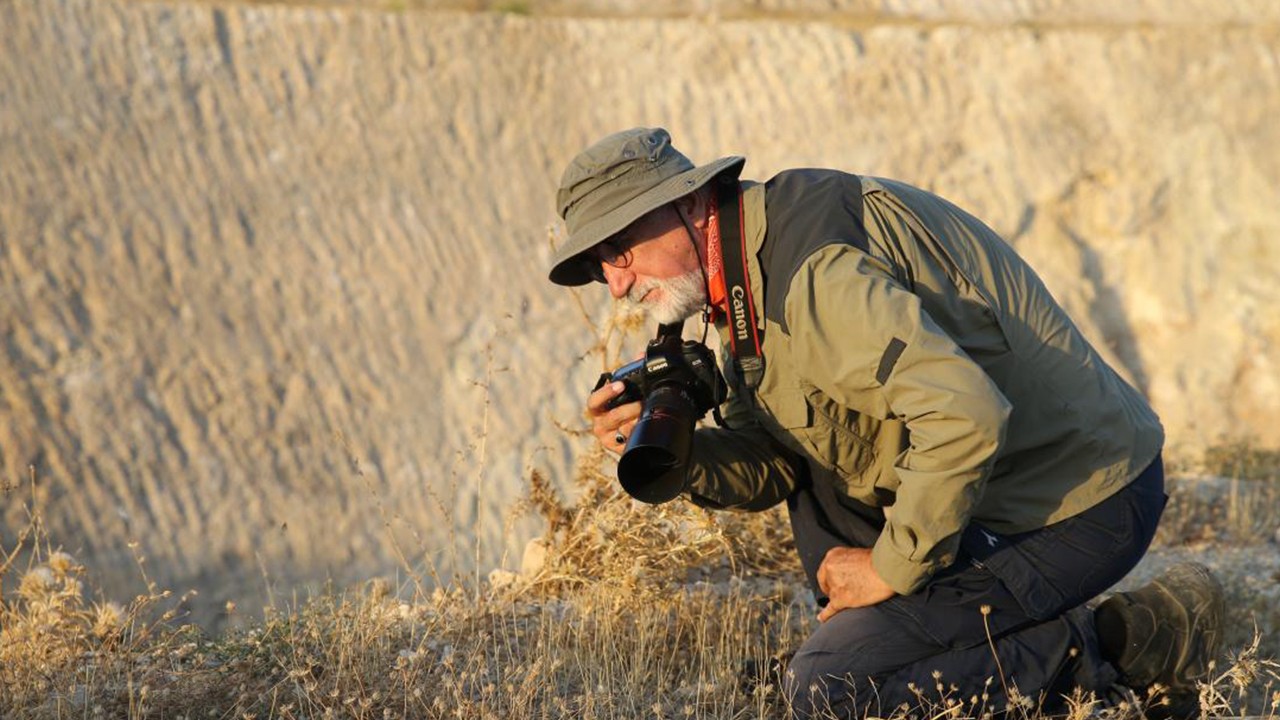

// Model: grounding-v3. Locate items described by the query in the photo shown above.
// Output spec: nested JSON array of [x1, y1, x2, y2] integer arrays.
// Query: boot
[[1094, 562, 1224, 718]]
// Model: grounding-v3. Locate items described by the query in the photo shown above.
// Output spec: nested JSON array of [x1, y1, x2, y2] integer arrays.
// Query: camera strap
[[716, 180, 765, 394]]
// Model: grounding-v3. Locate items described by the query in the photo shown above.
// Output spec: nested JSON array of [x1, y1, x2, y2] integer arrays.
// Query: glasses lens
[[584, 236, 634, 283]]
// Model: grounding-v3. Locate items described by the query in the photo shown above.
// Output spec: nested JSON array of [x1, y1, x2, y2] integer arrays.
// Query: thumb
[[817, 603, 837, 623]]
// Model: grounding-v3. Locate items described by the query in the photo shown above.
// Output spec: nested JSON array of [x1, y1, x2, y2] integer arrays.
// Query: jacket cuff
[[869, 534, 943, 595]]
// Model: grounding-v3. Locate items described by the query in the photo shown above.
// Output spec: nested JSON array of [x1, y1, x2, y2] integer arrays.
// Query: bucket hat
[[550, 127, 744, 286]]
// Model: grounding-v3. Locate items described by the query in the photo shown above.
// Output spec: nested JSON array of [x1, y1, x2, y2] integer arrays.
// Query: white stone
[[520, 538, 550, 578]]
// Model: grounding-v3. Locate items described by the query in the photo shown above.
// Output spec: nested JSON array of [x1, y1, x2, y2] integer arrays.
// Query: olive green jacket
[[686, 171, 1164, 595]]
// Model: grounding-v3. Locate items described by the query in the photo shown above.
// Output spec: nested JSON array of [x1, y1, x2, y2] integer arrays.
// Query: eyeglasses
[[585, 235, 636, 283]]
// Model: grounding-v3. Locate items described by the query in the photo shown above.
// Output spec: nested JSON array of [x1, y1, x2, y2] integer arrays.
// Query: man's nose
[[603, 263, 633, 300]]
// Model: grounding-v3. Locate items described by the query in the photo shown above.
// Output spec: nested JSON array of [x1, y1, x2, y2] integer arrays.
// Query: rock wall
[[2, 0, 1278, 626]]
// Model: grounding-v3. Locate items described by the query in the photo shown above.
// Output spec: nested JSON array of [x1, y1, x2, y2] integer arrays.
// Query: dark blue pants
[[785, 456, 1167, 718]]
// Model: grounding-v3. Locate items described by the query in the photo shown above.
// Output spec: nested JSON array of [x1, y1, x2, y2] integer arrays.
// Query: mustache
[[616, 280, 658, 312], [625, 280, 657, 305], [616, 270, 707, 325]]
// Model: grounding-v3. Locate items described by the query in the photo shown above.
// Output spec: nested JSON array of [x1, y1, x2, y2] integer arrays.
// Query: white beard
[[621, 268, 707, 325]]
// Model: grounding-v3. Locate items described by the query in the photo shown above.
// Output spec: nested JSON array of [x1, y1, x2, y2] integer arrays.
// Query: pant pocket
[[961, 522, 1074, 621], [964, 502, 1143, 622]]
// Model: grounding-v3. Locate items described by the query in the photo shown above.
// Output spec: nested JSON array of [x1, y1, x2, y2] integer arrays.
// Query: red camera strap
[[715, 179, 765, 393]]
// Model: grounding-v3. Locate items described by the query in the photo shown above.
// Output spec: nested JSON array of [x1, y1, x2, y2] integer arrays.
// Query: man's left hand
[[816, 546, 896, 622]]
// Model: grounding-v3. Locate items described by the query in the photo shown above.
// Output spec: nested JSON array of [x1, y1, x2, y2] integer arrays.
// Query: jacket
[[685, 170, 1164, 595]]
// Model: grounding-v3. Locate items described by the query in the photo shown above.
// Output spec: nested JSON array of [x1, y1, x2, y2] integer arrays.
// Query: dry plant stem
[[0, 467, 40, 581], [981, 603, 1017, 716], [127, 540, 157, 596], [340, 432, 431, 602], [471, 343, 495, 601], [257, 550, 277, 611]]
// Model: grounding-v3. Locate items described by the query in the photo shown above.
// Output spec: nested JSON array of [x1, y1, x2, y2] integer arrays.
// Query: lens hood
[[617, 385, 695, 504]]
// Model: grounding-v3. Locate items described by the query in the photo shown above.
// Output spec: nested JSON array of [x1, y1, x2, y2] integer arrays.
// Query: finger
[[587, 381, 627, 414], [591, 401, 643, 439], [593, 397, 644, 428], [611, 419, 641, 447], [593, 416, 626, 451], [815, 546, 848, 596]]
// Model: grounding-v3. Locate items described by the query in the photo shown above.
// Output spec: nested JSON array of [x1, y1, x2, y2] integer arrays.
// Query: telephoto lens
[[616, 384, 698, 503]]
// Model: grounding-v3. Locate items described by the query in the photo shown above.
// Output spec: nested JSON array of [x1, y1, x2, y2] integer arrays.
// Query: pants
[[785, 456, 1166, 718]]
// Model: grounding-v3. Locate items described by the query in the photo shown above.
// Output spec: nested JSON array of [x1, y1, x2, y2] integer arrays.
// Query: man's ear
[[676, 189, 709, 230]]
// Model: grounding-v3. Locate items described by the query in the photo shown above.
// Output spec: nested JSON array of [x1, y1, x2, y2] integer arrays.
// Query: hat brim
[[548, 155, 745, 286]]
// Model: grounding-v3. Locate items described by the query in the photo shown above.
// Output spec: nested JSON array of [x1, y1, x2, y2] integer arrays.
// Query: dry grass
[[5, 441, 1280, 719], [1158, 444, 1280, 547], [0, 456, 813, 719], [508, 448, 799, 596]]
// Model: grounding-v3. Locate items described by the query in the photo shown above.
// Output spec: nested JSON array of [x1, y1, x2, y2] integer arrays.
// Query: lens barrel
[[617, 384, 696, 504]]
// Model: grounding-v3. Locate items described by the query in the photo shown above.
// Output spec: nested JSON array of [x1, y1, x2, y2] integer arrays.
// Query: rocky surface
[[2, 0, 1278, 626]]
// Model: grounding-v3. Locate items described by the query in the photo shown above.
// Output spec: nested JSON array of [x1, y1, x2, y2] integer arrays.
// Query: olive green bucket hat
[[550, 127, 745, 286]]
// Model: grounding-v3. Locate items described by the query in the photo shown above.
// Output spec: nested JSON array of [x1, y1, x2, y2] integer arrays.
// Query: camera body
[[600, 334, 723, 415], [594, 323, 727, 504]]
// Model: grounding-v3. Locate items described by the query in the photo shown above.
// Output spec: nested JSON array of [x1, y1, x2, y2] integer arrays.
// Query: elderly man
[[549, 127, 1223, 718]]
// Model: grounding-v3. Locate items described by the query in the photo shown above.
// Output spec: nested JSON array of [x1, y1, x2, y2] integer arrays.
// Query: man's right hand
[[588, 380, 643, 454]]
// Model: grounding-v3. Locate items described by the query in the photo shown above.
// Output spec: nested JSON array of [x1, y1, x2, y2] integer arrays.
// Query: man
[[549, 127, 1224, 718]]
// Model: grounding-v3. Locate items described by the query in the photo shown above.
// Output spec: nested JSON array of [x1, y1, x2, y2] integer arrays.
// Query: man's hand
[[816, 546, 896, 622], [587, 380, 643, 454]]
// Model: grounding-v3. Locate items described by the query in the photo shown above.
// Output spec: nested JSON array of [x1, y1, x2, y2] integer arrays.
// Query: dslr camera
[[594, 323, 726, 504]]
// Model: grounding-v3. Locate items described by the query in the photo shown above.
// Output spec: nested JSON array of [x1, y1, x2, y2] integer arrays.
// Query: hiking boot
[[1094, 563, 1224, 717]]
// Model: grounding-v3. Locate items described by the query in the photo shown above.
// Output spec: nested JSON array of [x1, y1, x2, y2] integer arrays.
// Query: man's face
[[588, 202, 706, 325]]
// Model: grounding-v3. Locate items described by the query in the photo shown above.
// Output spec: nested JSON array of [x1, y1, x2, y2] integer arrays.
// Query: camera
[[594, 323, 726, 504]]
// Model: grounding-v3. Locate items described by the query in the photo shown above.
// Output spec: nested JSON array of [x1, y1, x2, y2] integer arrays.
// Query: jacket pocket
[[799, 390, 876, 479], [759, 386, 811, 430], [751, 386, 816, 463]]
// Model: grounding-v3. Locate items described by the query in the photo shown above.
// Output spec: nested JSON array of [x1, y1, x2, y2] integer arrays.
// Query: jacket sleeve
[[684, 353, 804, 512], [786, 244, 1012, 594]]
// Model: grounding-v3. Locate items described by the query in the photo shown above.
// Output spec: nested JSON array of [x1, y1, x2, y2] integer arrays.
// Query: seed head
[[47, 551, 80, 576], [93, 602, 126, 637], [18, 566, 56, 600]]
